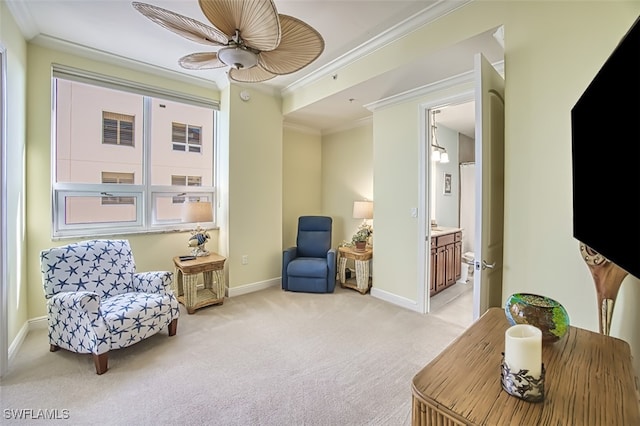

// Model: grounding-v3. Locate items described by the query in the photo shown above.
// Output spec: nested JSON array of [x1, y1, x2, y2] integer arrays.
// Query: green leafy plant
[[352, 222, 373, 243]]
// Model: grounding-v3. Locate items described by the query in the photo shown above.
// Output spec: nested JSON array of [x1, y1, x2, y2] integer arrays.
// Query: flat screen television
[[571, 15, 640, 279]]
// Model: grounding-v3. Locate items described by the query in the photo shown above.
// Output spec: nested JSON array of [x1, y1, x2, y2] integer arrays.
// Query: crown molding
[[281, 0, 472, 96], [5, 0, 40, 40], [322, 115, 373, 136], [29, 34, 222, 90], [282, 122, 322, 136], [364, 60, 504, 112]]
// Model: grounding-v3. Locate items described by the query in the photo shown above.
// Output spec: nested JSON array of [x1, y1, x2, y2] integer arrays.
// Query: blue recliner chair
[[282, 216, 336, 293]]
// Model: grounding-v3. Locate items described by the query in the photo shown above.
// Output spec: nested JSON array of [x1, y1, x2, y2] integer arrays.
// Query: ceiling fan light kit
[[217, 47, 258, 70], [132, 0, 325, 83]]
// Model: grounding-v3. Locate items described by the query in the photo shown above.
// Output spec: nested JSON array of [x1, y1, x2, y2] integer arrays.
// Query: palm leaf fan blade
[[132, 2, 228, 46], [179, 52, 226, 69], [258, 15, 324, 75], [229, 66, 276, 83], [198, 0, 280, 51]]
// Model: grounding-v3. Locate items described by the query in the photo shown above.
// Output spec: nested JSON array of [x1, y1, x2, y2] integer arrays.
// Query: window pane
[[56, 80, 143, 184], [103, 118, 118, 145], [171, 175, 186, 186], [188, 126, 201, 145], [120, 120, 134, 146], [153, 193, 211, 224], [64, 195, 137, 225], [172, 122, 186, 143], [102, 171, 134, 184], [151, 99, 213, 187], [187, 176, 201, 186]]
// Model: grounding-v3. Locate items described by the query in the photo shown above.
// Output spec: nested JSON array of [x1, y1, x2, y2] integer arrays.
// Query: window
[[101, 172, 134, 205], [171, 175, 202, 203], [103, 112, 134, 146], [172, 122, 202, 152], [52, 66, 219, 237]]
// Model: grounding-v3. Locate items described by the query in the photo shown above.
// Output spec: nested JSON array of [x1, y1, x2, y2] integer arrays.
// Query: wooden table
[[338, 246, 372, 294], [173, 253, 226, 314], [411, 307, 640, 425]]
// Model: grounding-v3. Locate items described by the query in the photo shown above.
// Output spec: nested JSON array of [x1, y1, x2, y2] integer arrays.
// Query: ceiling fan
[[132, 0, 325, 83]]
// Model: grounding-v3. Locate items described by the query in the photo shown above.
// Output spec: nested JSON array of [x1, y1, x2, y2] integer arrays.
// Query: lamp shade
[[353, 200, 373, 219], [181, 201, 213, 223]]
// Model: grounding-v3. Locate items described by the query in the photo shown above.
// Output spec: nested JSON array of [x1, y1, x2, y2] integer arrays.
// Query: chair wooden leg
[[50, 344, 60, 352], [168, 319, 178, 336], [93, 353, 108, 375]]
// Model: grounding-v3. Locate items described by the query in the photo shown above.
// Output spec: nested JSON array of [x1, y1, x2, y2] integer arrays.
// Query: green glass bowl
[[504, 293, 570, 344]]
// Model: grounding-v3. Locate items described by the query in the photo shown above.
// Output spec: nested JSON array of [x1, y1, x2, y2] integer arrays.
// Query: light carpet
[[1, 284, 472, 425]]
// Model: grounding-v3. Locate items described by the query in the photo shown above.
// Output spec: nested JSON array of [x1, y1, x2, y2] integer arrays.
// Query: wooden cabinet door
[[430, 248, 437, 295], [436, 246, 447, 291], [445, 243, 456, 286], [454, 241, 462, 281]]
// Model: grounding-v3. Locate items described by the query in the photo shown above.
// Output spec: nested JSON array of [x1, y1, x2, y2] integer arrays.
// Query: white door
[[473, 53, 505, 320], [0, 45, 7, 377]]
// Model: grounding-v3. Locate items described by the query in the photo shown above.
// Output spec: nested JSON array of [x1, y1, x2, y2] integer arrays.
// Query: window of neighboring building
[[102, 112, 134, 146], [51, 66, 219, 238], [171, 175, 202, 203], [172, 122, 202, 153], [101, 172, 135, 205]]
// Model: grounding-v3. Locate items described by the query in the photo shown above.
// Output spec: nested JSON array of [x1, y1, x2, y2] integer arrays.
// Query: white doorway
[[417, 59, 505, 318], [0, 44, 8, 377], [421, 96, 476, 322]]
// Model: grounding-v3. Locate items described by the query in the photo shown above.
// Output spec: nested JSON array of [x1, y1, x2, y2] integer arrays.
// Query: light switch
[[411, 207, 418, 218]]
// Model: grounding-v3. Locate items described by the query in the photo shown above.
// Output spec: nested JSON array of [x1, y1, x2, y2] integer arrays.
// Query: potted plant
[[352, 222, 373, 251]]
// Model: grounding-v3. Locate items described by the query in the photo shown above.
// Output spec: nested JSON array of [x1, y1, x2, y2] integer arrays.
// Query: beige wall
[[226, 84, 283, 290], [282, 125, 322, 249], [321, 122, 373, 248], [1, 0, 28, 347]]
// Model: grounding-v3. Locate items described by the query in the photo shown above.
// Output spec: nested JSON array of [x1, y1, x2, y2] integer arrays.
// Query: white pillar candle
[[504, 324, 542, 377]]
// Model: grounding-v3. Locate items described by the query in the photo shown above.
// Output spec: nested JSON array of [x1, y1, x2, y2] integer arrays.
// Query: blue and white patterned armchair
[[40, 239, 180, 374]]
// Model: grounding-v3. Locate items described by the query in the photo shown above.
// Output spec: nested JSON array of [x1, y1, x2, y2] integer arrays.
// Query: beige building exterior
[[55, 79, 214, 225]]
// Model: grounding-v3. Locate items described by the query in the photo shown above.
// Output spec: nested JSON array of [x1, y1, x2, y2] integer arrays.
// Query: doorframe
[[418, 90, 474, 314], [0, 44, 8, 377]]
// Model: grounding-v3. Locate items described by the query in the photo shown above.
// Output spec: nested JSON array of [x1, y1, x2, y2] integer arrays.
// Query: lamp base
[[500, 356, 545, 403]]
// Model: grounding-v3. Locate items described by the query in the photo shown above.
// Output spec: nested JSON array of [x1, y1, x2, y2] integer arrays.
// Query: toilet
[[458, 252, 475, 283]]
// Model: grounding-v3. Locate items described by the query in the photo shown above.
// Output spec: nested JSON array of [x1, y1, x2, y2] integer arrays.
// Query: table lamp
[[181, 201, 213, 257], [352, 200, 373, 225]]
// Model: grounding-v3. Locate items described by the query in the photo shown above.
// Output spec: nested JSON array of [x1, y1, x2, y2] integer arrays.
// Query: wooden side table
[[411, 307, 640, 425], [338, 246, 372, 294], [173, 253, 226, 314]]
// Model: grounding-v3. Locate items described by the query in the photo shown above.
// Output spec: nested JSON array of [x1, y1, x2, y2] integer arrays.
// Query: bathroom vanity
[[430, 227, 462, 296]]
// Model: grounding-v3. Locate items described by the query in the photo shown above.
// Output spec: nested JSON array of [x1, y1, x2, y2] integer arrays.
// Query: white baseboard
[[370, 287, 421, 312], [227, 277, 279, 297], [8, 316, 47, 364]]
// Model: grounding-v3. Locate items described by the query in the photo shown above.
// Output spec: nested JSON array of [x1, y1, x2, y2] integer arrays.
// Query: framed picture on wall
[[443, 173, 452, 195]]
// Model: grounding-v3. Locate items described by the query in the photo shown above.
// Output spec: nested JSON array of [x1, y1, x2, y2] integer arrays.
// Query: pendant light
[[431, 110, 449, 163]]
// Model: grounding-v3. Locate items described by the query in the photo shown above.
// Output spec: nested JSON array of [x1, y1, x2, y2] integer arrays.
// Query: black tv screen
[[571, 16, 640, 279]]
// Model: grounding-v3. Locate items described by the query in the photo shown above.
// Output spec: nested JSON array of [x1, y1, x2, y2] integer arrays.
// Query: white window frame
[[51, 65, 219, 238]]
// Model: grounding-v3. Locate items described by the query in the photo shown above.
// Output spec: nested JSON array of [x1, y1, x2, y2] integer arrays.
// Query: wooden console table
[[173, 253, 226, 314], [338, 246, 372, 294], [412, 307, 640, 425]]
